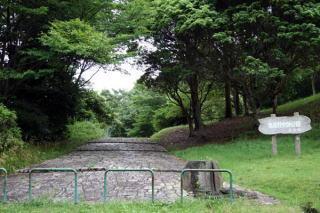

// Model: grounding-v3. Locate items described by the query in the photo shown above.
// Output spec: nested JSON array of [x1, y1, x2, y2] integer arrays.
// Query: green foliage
[[127, 84, 167, 137], [66, 121, 106, 142], [0, 0, 128, 141], [0, 69, 53, 81], [0, 104, 23, 153], [101, 84, 193, 138], [239, 57, 284, 79], [1, 0, 320, 142], [141, 0, 219, 133], [137, 0, 320, 119], [152, 103, 185, 132], [75, 90, 114, 125], [100, 89, 133, 137], [201, 89, 225, 122], [102, 83, 225, 138], [40, 18, 113, 64], [101, 84, 183, 137], [0, 119, 105, 173], [98, 0, 152, 42]]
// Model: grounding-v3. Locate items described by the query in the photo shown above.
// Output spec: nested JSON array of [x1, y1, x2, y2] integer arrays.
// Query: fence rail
[[0, 167, 234, 204], [28, 168, 78, 203]]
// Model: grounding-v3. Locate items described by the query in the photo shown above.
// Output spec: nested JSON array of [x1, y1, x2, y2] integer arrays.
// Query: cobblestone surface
[[0, 138, 187, 202]]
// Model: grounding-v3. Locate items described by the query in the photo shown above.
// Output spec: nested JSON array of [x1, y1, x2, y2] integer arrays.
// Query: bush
[[0, 104, 23, 153], [66, 121, 106, 142], [75, 91, 114, 125], [109, 119, 127, 137], [152, 103, 186, 132]]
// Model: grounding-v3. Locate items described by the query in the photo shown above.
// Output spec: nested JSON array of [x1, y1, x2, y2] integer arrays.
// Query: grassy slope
[[151, 125, 187, 141], [263, 93, 320, 121], [171, 94, 320, 209], [174, 127, 320, 209]]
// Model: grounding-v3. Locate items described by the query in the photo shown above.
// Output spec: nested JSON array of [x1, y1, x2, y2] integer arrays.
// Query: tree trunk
[[272, 94, 278, 114], [192, 93, 202, 131], [246, 88, 259, 122], [311, 74, 316, 95], [233, 88, 241, 116], [243, 94, 249, 116], [174, 93, 195, 137], [187, 115, 194, 137], [189, 74, 202, 131], [177, 104, 194, 137], [224, 79, 232, 118]]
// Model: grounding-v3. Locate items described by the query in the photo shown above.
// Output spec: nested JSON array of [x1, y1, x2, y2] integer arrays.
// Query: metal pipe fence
[[28, 168, 78, 204], [0, 167, 234, 204], [0, 168, 7, 202]]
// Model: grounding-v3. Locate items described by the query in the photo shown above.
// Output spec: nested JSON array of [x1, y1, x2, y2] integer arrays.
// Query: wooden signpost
[[258, 112, 312, 156]]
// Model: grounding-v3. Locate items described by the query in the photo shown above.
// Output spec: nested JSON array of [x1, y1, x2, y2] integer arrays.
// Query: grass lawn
[[262, 93, 320, 122], [0, 199, 299, 213], [151, 125, 187, 141], [173, 125, 320, 210]]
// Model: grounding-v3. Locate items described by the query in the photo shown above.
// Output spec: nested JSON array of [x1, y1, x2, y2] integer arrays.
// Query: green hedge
[[67, 121, 106, 142]]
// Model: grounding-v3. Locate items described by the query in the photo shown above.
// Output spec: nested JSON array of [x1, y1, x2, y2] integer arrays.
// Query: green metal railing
[[28, 168, 78, 203], [180, 169, 233, 202], [103, 169, 154, 202], [0, 166, 233, 204], [0, 168, 7, 202]]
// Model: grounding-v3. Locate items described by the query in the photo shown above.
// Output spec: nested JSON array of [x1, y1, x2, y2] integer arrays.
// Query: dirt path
[[1, 138, 187, 202]]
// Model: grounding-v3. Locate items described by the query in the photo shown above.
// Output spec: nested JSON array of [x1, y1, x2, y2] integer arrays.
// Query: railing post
[[74, 172, 78, 204], [0, 168, 7, 202], [28, 168, 78, 204]]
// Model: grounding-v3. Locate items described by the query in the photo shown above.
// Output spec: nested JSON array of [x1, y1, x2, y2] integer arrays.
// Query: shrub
[[66, 121, 106, 142], [0, 104, 23, 153], [152, 103, 186, 132]]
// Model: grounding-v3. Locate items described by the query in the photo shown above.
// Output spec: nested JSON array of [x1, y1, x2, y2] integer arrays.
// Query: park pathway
[[0, 138, 188, 202]]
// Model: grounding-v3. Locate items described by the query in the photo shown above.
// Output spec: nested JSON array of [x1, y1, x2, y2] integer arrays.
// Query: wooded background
[[0, 0, 319, 151]]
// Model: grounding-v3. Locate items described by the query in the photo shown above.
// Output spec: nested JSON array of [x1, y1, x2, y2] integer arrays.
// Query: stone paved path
[[0, 138, 188, 202]]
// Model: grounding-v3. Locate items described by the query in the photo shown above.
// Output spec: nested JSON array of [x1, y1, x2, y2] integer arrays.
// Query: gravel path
[[0, 138, 187, 202], [0, 138, 279, 204]]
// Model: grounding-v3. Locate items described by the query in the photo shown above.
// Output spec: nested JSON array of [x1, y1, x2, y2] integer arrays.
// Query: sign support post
[[294, 112, 301, 156], [271, 114, 278, 155]]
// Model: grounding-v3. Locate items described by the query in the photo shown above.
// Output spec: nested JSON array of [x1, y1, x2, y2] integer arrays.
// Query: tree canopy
[[1, 0, 319, 140]]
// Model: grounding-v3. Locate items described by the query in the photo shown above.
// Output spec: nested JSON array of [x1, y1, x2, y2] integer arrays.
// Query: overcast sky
[[82, 40, 155, 92], [82, 58, 145, 92]]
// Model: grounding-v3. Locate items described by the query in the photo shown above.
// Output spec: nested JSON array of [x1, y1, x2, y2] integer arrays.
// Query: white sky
[[83, 40, 155, 92], [82, 58, 145, 92]]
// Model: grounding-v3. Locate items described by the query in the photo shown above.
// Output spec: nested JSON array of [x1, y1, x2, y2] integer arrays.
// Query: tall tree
[[138, 0, 220, 135], [0, 0, 117, 139]]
